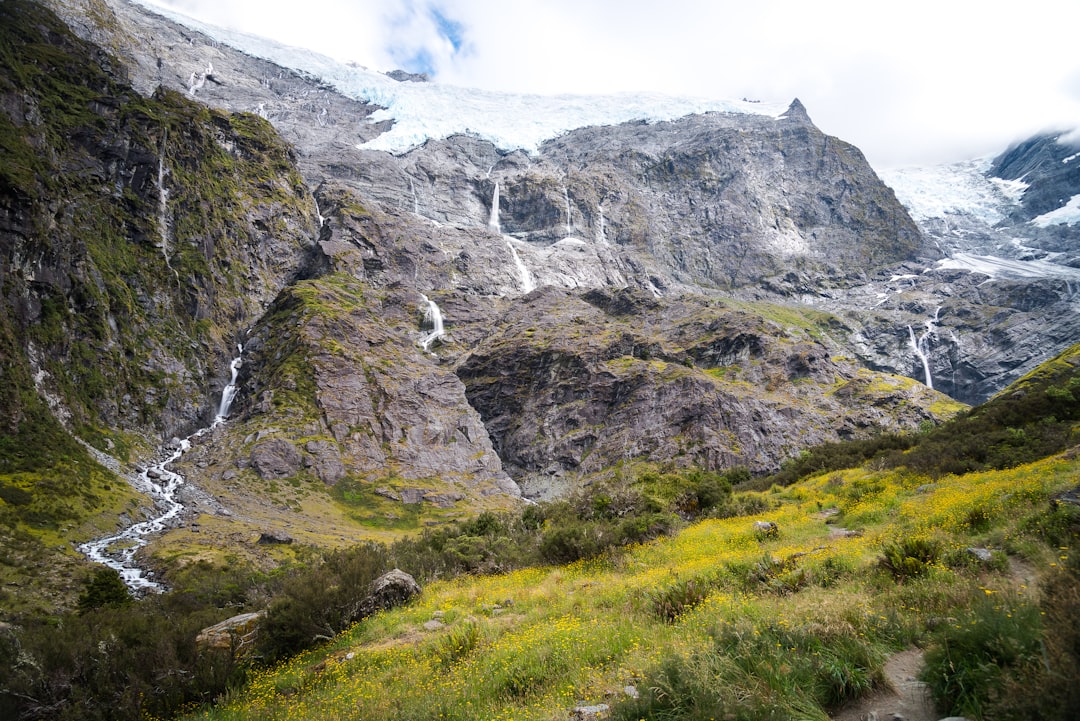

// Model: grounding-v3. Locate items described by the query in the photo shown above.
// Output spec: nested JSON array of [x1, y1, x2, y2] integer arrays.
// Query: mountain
[[0, 0, 1077, 612]]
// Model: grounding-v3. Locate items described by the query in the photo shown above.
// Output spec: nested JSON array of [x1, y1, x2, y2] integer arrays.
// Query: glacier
[[130, 0, 788, 155]]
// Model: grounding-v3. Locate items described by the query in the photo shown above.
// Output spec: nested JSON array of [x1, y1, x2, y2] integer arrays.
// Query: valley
[[0, 1, 1078, 719]]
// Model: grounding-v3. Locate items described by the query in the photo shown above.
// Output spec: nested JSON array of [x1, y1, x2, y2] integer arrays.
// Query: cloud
[[137, 0, 1080, 168]]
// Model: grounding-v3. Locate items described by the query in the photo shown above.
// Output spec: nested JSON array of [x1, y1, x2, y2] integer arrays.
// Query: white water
[[506, 241, 536, 293], [596, 204, 608, 245], [487, 182, 535, 292], [79, 346, 243, 593], [418, 295, 445, 351], [563, 186, 573, 236], [488, 182, 501, 232], [187, 60, 213, 95], [907, 307, 940, 390]]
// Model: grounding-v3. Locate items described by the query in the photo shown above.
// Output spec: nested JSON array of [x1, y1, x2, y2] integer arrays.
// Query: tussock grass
[[183, 451, 1080, 721]]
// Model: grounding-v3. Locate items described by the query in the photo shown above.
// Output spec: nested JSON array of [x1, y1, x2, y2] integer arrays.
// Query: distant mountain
[[1, 0, 1077, 610]]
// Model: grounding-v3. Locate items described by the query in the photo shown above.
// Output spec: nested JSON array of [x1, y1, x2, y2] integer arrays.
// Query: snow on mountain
[[131, 1, 788, 155], [878, 157, 1024, 225], [1032, 194, 1080, 227]]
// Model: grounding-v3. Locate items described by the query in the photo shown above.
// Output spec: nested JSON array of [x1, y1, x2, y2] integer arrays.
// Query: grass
[[180, 449, 1079, 721]]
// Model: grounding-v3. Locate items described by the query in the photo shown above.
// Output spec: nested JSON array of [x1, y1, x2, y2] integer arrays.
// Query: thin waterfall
[[418, 295, 445, 351], [79, 346, 244, 593], [907, 307, 940, 389], [563, 186, 572, 236], [488, 182, 501, 232], [507, 242, 535, 293], [488, 182, 534, 293], [596, 204, 608, 245]]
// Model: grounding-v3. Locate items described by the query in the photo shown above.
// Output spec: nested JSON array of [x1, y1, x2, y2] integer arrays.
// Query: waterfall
[[487, 182, 535, 293], [313, 194, 325, 228], [79, 347, 244, 593], [418, 295, 445, 351], [157, 156, 169, 252], [213, 347, 243, 424], [507, 241, 535, 293], [907, 307, 940, 390], [488, 182, 501, 232], [596, 204, 608, 245], [563, 186, 572, 236], [410, 178, 419, 215]]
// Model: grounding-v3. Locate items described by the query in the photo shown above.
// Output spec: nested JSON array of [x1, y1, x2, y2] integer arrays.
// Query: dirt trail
[[831, 648, 938, 721]]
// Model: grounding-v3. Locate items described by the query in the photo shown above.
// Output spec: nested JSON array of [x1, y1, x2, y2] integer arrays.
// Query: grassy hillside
[[184, 448, 1079, 721]]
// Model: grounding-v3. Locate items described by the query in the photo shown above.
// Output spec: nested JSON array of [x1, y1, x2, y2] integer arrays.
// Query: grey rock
[[570, 704, 610, 720], [251, 439, 303, 480], [257, 530, 293, 545], [352, 569, 421, 621], [195, 611, 265, 657]]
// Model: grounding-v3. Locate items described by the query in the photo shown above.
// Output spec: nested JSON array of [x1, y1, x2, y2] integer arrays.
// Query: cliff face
[[0, 1, 318, 444], [11, 0, 1070, 609]]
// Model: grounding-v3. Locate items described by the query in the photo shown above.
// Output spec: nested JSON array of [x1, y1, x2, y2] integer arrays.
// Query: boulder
[[195, 611, 266, 656], [753, 521, 779, 538], [352, 569, 421, 621], [251, 439, 302, 479], [570, 704, 610, 720], [257, 530, 294, 545]]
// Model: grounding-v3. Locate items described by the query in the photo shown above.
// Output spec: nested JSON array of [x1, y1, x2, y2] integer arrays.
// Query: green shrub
[[77, 567, 132, 613], [991, 558, 1080, 720], [612, 621, 883, 721], [651, 577, 711, 622], [257, 542, 389, 661], [921, 592, 1043, 718], [879, 537, 941, 580]]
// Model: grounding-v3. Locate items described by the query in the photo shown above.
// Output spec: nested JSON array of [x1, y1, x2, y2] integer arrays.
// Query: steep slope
[[5, 0, 1049, 611], [0, 0, 325, 612], [870, 131, 1080, 402]]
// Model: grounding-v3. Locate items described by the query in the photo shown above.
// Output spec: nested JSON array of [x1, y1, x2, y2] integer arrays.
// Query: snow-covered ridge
[[131, 1, 788, 155]]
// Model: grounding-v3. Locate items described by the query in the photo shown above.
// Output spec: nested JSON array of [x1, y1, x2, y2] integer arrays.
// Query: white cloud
[[136, 0, 1080, 168]]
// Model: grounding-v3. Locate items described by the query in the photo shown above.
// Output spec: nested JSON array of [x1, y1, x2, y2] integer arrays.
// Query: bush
[[77, 567, 132, 613], [651, 577, 711, 622], [879, 537, 941, 581], [611, 621, 883, 721], [257, 542, 389, 661], [921, 592, 1043, 718], [991, 557, 1080, 720]]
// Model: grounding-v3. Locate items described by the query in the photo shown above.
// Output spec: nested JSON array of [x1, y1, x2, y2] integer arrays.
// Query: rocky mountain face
[[2, 0, 1075, 605]]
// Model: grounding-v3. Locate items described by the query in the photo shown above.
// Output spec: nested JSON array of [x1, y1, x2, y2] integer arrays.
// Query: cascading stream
[[78, 345, 243, 593], [488, 182, 536, 293], [418, 294, 445, 351], [907, 306, 940, 390]]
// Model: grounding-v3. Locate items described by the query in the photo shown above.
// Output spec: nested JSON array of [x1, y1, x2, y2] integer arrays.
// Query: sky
[[137, 0, 1080, 168]]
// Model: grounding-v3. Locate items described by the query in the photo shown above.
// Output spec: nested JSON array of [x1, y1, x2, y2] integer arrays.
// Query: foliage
[[756, 433, 915, 488], [991, 554, 1080, 720], [256, 543, 390, 662], [612, 620, 883, 721], [0, 591, 243, 721], [920, 592, 1043, 719], [76, 568, 132, 613], [879, 536, 942, 580]]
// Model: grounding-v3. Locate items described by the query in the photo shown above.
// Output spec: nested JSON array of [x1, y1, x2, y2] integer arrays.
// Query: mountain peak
[[780, 98, 812, 123]]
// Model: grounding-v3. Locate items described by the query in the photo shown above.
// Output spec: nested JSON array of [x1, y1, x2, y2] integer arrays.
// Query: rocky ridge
[[0, 0, 1075, 605]]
